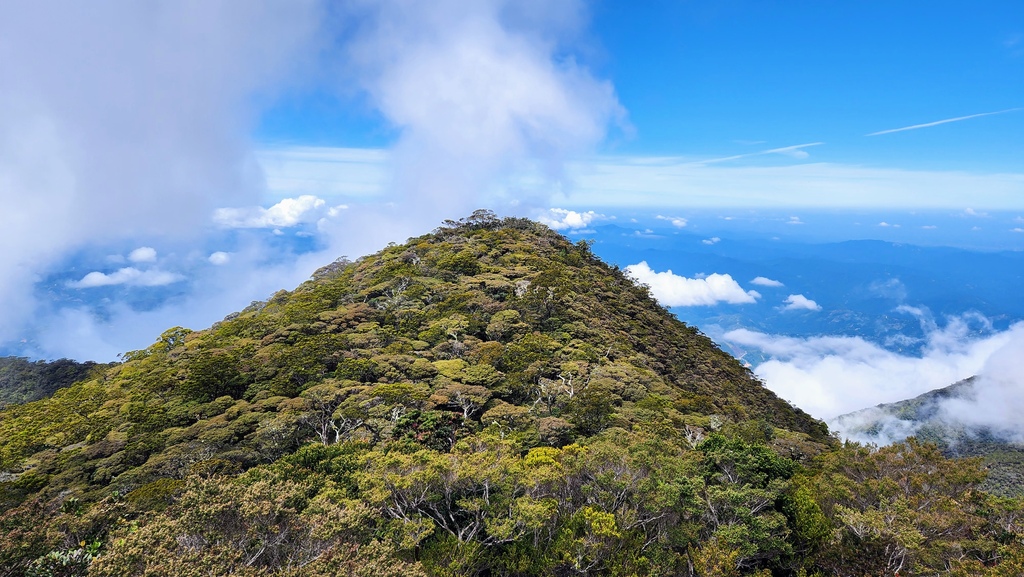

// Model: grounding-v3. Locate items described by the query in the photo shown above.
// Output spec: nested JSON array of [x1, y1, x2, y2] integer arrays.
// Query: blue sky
[[250, 1, 1024, 211], [588, 1, 1023, 169], [258, 1, 1024, 172], [1, 1, 1023, 427]]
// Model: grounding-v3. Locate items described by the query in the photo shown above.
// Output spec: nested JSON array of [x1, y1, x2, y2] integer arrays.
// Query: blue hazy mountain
[[583, 216, 1024, 359], [7, 210, 1024, 364]]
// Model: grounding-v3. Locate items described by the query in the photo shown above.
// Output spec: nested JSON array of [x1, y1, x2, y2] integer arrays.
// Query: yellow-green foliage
[[2, 212, 1019, 575]]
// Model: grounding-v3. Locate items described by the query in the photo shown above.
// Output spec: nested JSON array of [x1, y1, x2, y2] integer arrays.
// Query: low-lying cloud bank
[[831, 325, 1024, 445], [722, 316, 1019, 422]]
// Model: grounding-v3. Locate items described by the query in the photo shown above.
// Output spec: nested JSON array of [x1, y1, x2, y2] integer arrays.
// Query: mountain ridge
[[2, 212, 1022, 576]]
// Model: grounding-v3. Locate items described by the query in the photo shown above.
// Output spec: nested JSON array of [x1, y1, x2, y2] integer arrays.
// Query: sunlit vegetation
[[1, 211, 1021, 575]]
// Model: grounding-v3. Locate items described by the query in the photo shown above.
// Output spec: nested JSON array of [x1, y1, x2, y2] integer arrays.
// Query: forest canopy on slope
[[1, 211, 1022, 576], [0, 357, 110, 410]]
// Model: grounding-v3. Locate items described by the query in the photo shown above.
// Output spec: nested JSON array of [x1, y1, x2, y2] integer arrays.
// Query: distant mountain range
[[587, 222, 1024, 356]]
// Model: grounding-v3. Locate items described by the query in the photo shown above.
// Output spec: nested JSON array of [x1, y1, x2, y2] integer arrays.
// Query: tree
[[430, 384, 492, 419]]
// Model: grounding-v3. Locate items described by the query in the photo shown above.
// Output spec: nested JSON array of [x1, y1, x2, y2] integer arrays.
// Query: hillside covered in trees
[[1, 212, 1022, 576], [0, 357, 109, 410]]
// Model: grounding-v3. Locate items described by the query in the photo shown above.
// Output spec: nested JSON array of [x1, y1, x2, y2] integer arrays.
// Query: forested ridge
[[1, 211, 1022, 576], [0, 358, 110, 410]]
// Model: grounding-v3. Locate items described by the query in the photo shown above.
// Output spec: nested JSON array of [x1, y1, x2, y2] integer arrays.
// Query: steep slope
[[6, 213, 1020, 576], [1, 212, 826, 500]]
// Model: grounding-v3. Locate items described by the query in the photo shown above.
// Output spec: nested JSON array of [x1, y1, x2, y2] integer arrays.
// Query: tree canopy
[[1, 213, 1020, 576]]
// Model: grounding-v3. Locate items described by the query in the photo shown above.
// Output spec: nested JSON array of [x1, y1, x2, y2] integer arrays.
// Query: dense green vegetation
[[0, 357, 109, 409], [1, 211, 1022, 576]]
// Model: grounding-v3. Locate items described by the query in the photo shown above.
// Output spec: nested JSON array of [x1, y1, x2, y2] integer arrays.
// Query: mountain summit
[[5, 212, 1021, 576]]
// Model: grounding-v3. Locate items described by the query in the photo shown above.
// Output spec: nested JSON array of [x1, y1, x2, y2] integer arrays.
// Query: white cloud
[[702, 237, 720, 245], [0, 0, 626, 361], [750, 276, 784, 287], [1012, 228, 1024, 233], [214, 195, 346, 228], [0, 1, 324, 344], [921, 225, 937, 229], [128, 246, 157, 263], [625, 261, 759, 306], [208, 252, 231, 266], [340, 0, 623, 224], [934, 327, 1024, 442], [722, 316, 1016, 420], [782, 294, 821, 311], [656, 215, 688, 228], [877, 221, 900, 228], [69, 267, 184, 288], [787, 216, 804, 225], [538, 208, 604, 230]]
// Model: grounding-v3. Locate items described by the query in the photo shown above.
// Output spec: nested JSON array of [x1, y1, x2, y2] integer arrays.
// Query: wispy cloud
[[656, 214, 688, 228], [256, 147, 390, 200], [867, 108, 1022, 136], [552, 158, 1024, 209], [696, 142, 824, 165], [69, 267, 184, 289], [750, 276, 784, 287]]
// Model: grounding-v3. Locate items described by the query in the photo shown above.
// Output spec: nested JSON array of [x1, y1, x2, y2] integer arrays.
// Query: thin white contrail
[[695, 142, 824, 164], [867, 108, 1022, 136]]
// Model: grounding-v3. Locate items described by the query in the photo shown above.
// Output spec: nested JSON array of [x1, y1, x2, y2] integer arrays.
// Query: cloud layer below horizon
[[723, 316, 1019, 422]]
